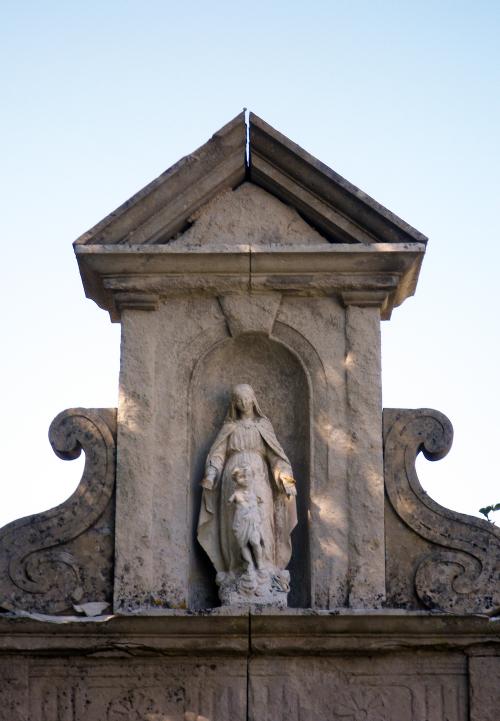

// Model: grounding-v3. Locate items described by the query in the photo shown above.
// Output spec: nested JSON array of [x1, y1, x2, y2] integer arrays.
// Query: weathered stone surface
[[114, 296, 314, 611], [78, 245, 423, 323], [0, 658, 28, 721], [114, 307, 163, 612], [384, 408, 500, 613], [0, 408, 116, 615], [0, 613, 498, 720], [113, 281, 392, 612], [219, 291, 281, 337], [469, 655, 500, 721], [1, 611, 499, 655], [274, 296, 347, 608], [75, 235, 424, 321], [249, 653, 468, 721], [29, 657, 246, 721], [0, 613, 250, 654], [171, 183, 329, 248], [111, 289, 358, 609], [344, 305, 385, 608], [249, 610, 500, 654]]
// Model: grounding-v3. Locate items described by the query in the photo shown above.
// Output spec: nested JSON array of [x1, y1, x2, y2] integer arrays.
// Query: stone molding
[[383, 408, 500, 614], [0, 612, 498, 655], [75, 242, 423, 320], [340, 289, 390, 309], [114, 292, 159, 312], [0, 408, 116, 614]]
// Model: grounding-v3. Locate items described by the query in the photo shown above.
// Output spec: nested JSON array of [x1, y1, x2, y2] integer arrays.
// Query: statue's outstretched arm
[[202, 435, 228, 490]]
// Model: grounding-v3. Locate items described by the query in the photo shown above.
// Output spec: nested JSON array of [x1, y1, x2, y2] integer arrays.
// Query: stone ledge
[[251, 612, 500, 655], [75, 241, 424, 320], [0, 612, 498, 657], [0, 613, 248, 656]]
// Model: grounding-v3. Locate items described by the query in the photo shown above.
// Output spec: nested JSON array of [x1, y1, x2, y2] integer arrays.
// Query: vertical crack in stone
[[249, 245, 253, 292], [343, 311, 354, 608], [244, 107, 250, 169], [247, 612, 251, 721]]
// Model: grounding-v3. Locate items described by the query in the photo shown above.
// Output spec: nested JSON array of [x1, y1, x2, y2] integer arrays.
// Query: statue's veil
[[225, 384, 268, 422]]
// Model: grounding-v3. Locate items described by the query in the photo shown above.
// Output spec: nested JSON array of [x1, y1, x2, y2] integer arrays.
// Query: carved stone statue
[[228, 465, 265, 573], [197, 384, 297, 606]]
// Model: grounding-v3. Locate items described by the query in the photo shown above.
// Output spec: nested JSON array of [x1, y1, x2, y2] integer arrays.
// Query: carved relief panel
[[29, 658, 246, 721], [249, 654, 468, 721]]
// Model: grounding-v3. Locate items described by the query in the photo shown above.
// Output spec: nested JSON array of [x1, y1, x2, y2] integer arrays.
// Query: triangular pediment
[[248, 114, 427, 245], [74, 112, 427, 248], [74, 113, 428, 322]]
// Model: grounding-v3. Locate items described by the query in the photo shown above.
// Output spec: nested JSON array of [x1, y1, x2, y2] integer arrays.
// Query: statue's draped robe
[[198, 417, 297, 574]]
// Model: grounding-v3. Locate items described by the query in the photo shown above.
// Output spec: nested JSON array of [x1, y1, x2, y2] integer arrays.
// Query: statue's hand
[[201, 476, 215, 490], [201, 465, 217, 490], [280, 473, 297, 497]]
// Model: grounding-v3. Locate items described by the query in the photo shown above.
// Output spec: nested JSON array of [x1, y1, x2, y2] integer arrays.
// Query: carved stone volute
[[0, 408, 116, 614], [384, 408, 500, 613]]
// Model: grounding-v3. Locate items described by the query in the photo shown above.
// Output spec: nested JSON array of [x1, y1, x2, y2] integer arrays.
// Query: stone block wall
[[0, 614, 498, 721]]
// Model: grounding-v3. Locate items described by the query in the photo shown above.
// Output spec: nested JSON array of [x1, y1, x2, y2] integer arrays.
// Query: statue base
[[216, 568, 290, 608]]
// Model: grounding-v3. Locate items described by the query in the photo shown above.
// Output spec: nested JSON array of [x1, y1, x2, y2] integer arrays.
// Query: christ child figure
[[228, 465, 265, 571]]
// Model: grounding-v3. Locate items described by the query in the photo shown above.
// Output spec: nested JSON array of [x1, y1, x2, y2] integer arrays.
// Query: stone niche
[[189, 327, 311, 609], [0, 113, 499, 721]]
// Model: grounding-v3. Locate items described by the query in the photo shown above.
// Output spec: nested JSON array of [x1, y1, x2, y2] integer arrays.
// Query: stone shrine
[[0, 113, 499, 720]]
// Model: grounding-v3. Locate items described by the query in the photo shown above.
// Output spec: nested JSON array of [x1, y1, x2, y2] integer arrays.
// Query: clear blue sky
[[1, 1, 499, 526]]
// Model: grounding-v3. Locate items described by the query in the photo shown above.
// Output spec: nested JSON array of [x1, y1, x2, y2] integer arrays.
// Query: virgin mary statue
[[197, 384, 297, 606]]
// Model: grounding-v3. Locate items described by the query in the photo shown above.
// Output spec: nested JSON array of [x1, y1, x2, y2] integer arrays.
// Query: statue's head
[[232, 464, 253, 488], [232, 384, 256, 416], [226, 384, 266, 421]]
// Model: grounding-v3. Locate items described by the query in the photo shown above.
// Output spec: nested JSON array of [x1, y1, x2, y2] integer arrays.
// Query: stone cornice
[[0, 612, 498, 656], [75, 241, 425, 321]]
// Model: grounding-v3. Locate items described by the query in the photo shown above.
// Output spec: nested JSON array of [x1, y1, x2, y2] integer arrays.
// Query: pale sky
[[1, 0, 499, 527]]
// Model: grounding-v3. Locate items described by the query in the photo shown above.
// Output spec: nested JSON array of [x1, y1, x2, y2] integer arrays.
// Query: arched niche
[[188, 332, 311, 609]]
